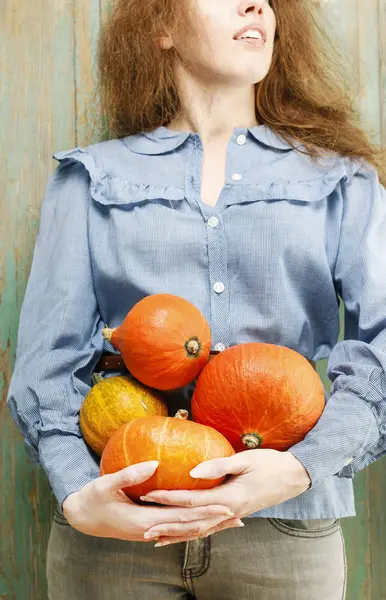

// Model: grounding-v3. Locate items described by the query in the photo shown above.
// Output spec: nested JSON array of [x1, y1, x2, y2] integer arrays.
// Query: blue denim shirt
[[7, 123, 386, 519]]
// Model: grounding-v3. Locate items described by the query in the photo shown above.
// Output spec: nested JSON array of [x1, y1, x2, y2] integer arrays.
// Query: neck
[[165, 65, 259, 143]]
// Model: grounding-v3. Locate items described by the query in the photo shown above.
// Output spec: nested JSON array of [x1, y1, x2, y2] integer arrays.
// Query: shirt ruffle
[[53, 146, 358, 207]]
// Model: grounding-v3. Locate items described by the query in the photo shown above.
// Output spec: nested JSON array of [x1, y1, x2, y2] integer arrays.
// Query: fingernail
[[237, 521, 245, 527], [155, 541, 171, 547], [144, 531, 160, 539], [140, 496, 154, 502]]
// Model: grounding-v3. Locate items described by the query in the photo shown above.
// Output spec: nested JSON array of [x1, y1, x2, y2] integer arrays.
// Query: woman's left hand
[[140, 449, 311, 546]]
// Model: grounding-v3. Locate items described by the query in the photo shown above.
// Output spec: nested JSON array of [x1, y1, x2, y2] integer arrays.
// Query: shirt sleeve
[[6, 157, 105, 510], [289, 160, 386, 488]]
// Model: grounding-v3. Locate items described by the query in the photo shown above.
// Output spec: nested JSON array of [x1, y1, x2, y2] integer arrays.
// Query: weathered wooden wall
[[316, 1, 386, 598], [0, 1, 385, 598], [0, 2, 103, 598]]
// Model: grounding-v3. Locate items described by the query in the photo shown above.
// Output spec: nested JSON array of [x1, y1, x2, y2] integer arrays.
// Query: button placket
[[203, 131, 250, 351], [188, 131, 244, 352], [205, 213, 232, 351]]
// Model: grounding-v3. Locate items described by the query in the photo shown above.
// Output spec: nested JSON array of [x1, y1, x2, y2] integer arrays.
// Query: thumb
[[102, 461, 159, 493], [190, 455, 244, 479]]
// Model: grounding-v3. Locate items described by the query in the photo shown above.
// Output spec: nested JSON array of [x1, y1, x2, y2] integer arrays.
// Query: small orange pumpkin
[[80, 375, 168, 456], [102, 293, 211, 390], [191, 342, 325, 452], [100, 410, 235, 501]]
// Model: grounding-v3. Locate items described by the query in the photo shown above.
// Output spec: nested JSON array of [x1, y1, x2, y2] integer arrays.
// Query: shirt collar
[[123, 124, 297, 155]]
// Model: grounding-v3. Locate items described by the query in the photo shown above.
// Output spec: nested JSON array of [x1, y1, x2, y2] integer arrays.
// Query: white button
[[207, 216, 219, 228], [214, 343, 226, 351], [213, 281, 225, 293], [343, 457, 353, 466], [236, 134, 247, 145], [231, 173, 242, 181]]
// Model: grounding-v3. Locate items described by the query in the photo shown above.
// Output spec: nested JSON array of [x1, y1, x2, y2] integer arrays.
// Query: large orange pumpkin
[[191, 342, 325, 452], [100, 410, 235, 501], [80, 375, 168, 456], [102, 293, 211, 390]]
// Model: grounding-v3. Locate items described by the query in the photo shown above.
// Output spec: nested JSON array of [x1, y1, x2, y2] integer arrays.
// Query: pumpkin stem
[[174, 409, 189, 420], [91, 372, 104, 386], [241, 433, 263, 449], [185, 338, 200, 356], [102, 327, 116, 343]]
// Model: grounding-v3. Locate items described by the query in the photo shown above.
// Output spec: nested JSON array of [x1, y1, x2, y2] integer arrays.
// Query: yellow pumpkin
[[80, 375, 168, 455]]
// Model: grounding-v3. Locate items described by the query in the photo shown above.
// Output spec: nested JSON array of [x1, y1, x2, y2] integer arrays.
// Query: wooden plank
[[100, 0, 114, 23], [341, 472, 372, 600], [74, 0, 102, 146], [341, 0, 361, 101], [316, 3, 386, 598], [0, 2, 76, 597], [336, 8, 375, 591], [381, 0, 386, 141], [368, 458, 386, 600], [0, 0, 98, 598], [367, 6, 386, 598], [318, 304, 372, 599], [316, 0, 361, 99], [357, 1, 385, 598], [357, 0, 382, 142]]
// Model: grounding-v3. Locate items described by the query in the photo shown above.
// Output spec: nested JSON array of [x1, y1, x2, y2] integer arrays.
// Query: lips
[[233, 22, 267, 43]]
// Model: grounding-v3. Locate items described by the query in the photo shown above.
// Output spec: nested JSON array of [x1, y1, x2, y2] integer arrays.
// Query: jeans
[[47, 503, 347, 599]]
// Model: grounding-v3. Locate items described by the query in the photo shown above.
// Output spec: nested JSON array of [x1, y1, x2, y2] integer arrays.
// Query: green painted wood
[[369, 0, 386, 590], [74, 0, 103, 146], [357, 0, 382, 142], [317, 1, 386, 598], [317, 2, 386, 596], [317, 305, 372, 599], [381, 0, 386, 141], [1, 1, 385, 598], [0, 1, 101, 598]]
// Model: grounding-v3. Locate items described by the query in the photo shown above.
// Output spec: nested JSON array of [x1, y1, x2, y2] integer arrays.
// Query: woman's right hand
[[62, 460, 240, 543]]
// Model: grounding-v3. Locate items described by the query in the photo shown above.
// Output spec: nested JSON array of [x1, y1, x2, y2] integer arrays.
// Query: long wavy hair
[[98, 0, 385, 185]]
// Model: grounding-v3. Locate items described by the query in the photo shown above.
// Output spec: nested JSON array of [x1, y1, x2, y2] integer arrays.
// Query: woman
[[7, 0, 386, 598]]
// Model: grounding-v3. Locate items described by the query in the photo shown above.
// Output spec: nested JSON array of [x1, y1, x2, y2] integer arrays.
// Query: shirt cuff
[[38, 433, 101, 511], [287, 391, 379, 488]]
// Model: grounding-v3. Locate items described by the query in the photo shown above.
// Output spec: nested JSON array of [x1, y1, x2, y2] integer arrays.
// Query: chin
[[228, 71, 269, 86]]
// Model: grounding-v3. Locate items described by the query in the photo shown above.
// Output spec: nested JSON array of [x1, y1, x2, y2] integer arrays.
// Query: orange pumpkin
[[102, 293, 211, 390], [100, 410, 235, 501], [80, 375, 168, 456], [191, 342, 325, 452]]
